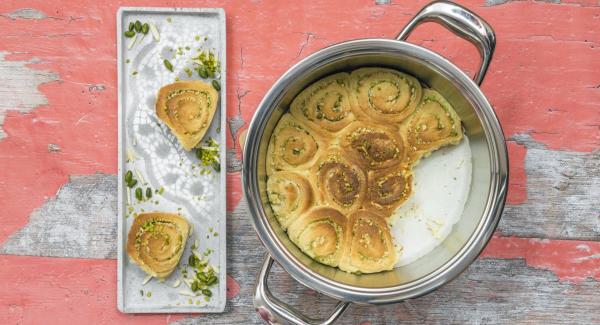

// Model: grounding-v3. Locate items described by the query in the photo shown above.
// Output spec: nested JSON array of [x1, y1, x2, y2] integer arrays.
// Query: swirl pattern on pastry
[[402, 89, 463, 163], [311, 149, 366, 214], [156, 81, 219, 151], [366, 167, 413, 216], [267, 171, 314, 230], [339, 210, 396, 273], [266, 113, 325, 175], [126, 212, 189, 279], [266, 69, 464, 273], [350, 68, 422, 123], [290, 73, 355, 133], [287, 207, 348, 267], [339, 121, 406, 170]]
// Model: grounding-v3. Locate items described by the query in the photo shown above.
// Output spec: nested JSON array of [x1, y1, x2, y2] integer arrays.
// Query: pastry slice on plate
[[126, 212, 189, 279], [156, 80, 219, 151]]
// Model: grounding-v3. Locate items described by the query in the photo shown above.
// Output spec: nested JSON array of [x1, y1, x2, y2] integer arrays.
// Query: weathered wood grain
[[0, 173, 117, 259], [0, 0, 598, 324], [0, 52, 58, 139], [500, 134, 600, 240], [3, 138, 596, 260], [2, 199, 597, 325]]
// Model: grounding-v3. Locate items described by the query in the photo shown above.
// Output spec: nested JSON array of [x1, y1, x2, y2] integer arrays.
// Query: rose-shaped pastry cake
[[311, 149, 367, 215], [339, 209, 396, 273], [156, 80, 218, 151], [290, 72, 355, 133], [266, 114, 326, 175], [339, 121, 407, 170], [267, 171, 314, 230], [287, 207, 348, 267], [365, 167, 413, 216], [350, 67, 422, 123], [401, 89, 463, 163], [126, 212, 189, 279]]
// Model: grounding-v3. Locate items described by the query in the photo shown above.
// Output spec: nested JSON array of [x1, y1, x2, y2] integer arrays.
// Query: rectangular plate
[[117, 7, 226, 313]]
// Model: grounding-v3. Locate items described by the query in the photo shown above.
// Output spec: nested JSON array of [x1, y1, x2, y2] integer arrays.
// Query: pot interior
[[250, 40, 500, 293]]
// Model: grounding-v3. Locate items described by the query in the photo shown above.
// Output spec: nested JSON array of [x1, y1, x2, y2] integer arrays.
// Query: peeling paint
[[5, 8, 48, 20], [227, 148, 243, 172], [501, 134, 600, 240], [486, 0, 561, 6], [0, 52, 58, 139], [226, 274, 241, 299], [1, 173, 117, 259], [47, 143, 61, 152], [482, 236, 600, 283]]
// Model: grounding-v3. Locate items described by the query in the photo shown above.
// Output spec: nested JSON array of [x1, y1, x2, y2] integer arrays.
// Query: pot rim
[[243, 37, 508, 303]]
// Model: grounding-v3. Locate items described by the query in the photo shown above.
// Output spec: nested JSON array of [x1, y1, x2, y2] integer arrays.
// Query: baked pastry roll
[[402, 89, 463, 163], [156, 80, 219, 151], [350, 67, 422, 123], [290, 73, 355, 133], [339, 210, 396, 273], [287, 207, 348, 267], [126, 212, 189, 279], [266, 113, 325, 175], [267, 171, 314, 230], [339, 121, 406, 170], [311, 149, 366, 214], [365, 167, 413, 216]]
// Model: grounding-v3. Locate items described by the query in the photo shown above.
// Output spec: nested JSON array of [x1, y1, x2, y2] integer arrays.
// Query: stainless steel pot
[[243, 1, 508, 324]]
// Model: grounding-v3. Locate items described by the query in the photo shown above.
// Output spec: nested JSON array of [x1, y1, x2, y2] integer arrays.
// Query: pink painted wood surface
[[0, 0, 598, 324]]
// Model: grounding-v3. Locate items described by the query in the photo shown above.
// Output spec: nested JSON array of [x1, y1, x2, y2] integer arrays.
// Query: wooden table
[[0, 1, 598, 324]]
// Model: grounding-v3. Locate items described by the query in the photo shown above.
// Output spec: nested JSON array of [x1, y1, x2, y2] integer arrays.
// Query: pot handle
[[254, 255, 350, 325], [396, 0, 496, 85]]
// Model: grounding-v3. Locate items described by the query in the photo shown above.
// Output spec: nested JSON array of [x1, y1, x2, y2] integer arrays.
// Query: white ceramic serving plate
[[117, 7, 226, 313]]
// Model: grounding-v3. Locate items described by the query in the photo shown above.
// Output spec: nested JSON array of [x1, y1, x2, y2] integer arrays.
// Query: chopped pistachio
[[163, 59, 174, 72]]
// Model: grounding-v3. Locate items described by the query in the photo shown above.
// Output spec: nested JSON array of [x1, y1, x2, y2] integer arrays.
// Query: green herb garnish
[[135, 187, 143, 201], [195, 137, 220, 172], [211, 80, 221, 91], [163, 59, 174, 72]]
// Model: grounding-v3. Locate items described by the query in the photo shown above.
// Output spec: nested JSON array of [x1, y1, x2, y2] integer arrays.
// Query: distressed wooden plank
[[171, 200, 600, 324], [0, 173, 117, 259], [1, 203, 598, 325], [0, 255, 185, 324], [4, 139, 594, 260], [0, 0, 599, 245], [500, 134, 600, 240], [0, 0, 598, 324], [0, 52, 58, 139]]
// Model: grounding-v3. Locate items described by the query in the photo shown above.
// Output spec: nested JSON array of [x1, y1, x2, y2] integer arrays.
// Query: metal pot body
[[243, 2, 508, 324]]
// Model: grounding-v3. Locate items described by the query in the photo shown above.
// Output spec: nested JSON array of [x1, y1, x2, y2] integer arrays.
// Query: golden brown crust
[[350, 68, 422, 123], [156, 80, 219, 151], [287, 207, 348, 267], [365, 167, 413, 217], [290, 73, 355, 133], [267, 171, 314, 230], [126, 212, 189, 279], [400, 89, 463, 164], [267, 70, 464, 274], [339, 121, 407, 170], [339, 210, 396, 273], [310, 149, 367, 215], [266, 113, 327, 176]]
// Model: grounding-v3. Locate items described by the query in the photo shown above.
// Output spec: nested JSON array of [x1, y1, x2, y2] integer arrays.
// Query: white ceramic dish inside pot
[[243, 1, 508, 324]]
